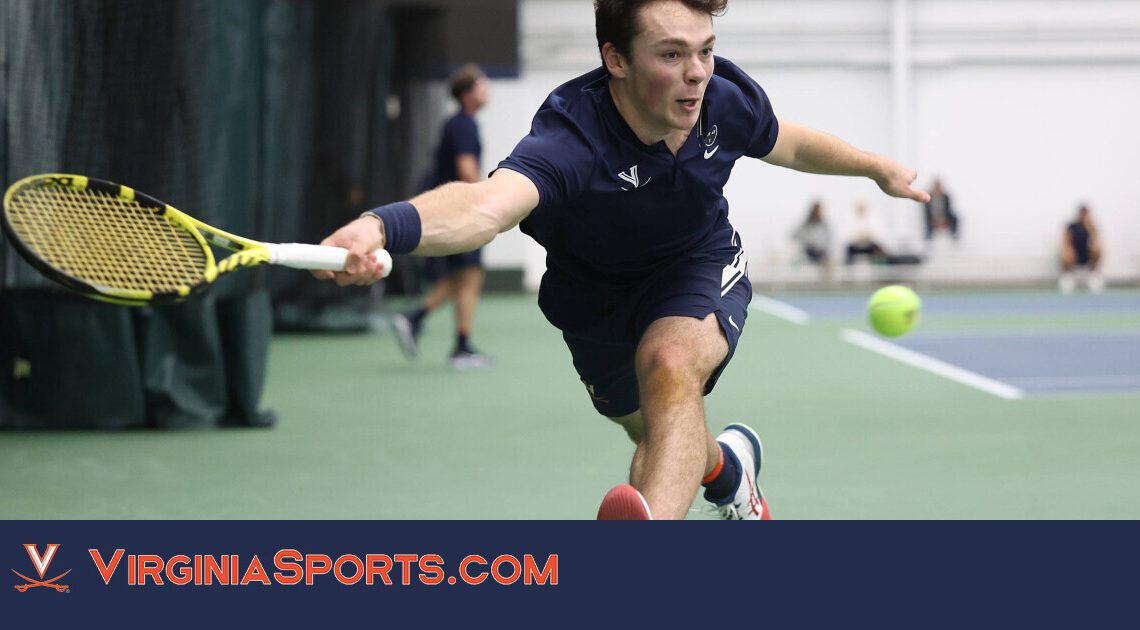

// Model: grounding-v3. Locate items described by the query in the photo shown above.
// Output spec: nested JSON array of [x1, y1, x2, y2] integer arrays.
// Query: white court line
[[841, 329, 1025, 400], [751, 296, 810, 325]]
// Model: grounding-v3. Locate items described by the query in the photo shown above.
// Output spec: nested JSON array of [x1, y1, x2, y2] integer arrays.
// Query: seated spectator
[[923, 178, 960, 241], [792, 200, 832, 269], [845, 201, 888, 264], [1059, 204, 1105, 294]]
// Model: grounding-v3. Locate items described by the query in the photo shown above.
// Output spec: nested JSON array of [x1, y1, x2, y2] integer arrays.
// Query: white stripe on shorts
[[721, 231, 748, 296]]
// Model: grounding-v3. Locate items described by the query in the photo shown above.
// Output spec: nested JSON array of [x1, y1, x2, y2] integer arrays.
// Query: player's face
[[471, 77, 491, 109], [623, 1, 715, 136], [463, 77, 491, 112]]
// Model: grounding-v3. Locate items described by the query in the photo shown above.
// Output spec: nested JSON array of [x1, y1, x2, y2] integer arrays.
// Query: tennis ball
[[867, 285, 921, 337]]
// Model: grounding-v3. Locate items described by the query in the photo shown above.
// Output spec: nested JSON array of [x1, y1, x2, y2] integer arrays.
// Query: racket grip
[[268, 243, 392, 277]]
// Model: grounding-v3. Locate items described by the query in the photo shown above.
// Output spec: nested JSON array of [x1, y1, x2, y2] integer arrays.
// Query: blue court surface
[[897, 331, 1140, 395], [765, 291, 1140, 318], [756, 290, 1140, 398]]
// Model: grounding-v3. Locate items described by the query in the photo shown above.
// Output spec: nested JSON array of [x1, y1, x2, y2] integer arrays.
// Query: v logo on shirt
[[618, 165, 651, 190]]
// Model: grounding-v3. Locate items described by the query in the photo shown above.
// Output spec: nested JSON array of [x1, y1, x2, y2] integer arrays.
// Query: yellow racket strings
[[7, 185, 209, 293]]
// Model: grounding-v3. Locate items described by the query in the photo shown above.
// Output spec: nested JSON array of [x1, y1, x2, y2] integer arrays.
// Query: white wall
[[475, 0, 1140, 286], [477, 71, 573, 279]]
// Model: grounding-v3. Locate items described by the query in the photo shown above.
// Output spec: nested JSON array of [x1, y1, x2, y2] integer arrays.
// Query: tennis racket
[[1, 173, 391, 306]]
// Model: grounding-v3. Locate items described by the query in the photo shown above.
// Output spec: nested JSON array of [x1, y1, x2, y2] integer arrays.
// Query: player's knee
[[635, 343, 702, 391]]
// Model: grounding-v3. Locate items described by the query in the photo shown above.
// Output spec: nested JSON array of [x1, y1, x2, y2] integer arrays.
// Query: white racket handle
[[268, 243, 393, 277]]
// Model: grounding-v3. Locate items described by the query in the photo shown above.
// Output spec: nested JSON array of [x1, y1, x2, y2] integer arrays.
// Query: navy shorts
[[422, 248, 483, 282], [547, 235, 751, 418]]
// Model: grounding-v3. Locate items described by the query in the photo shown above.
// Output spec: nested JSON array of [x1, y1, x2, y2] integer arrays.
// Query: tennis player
[[391, 64, 496, 369], [317, 0, 930, 519]]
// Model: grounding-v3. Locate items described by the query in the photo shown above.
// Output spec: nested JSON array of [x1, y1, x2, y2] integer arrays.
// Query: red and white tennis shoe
[[712, 424, 771, 520], [596, 484, 653, 520]]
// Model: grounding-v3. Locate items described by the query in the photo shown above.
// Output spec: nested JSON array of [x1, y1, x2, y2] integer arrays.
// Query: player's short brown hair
[[594, 0, 727, 69], [449, 63, 486, 101]]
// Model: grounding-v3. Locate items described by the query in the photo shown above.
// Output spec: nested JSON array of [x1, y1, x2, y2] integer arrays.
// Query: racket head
[[1, 174, 217, 305]]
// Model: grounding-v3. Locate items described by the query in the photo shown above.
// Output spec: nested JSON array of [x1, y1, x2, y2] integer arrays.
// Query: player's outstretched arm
[[410, 168, 538, 255], [762, 119, 931, 203], [315, 168, 539, 286]]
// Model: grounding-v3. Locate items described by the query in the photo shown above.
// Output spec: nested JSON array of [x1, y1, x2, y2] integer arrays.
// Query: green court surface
[[2, 291, 1138, 519]]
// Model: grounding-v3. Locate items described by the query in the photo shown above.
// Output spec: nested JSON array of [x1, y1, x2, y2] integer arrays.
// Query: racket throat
[[202, 231, 245, 252]]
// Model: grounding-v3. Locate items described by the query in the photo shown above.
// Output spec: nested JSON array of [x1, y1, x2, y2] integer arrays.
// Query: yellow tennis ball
[[867, 285, 921, 337]]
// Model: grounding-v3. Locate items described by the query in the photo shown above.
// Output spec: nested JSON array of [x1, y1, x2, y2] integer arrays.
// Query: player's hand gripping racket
[[1, 174, 392, 306]]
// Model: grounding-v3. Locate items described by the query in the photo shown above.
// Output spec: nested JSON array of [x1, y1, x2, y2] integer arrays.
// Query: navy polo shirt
[[498, 57, 778, 291], [428, 111, 481, 188]]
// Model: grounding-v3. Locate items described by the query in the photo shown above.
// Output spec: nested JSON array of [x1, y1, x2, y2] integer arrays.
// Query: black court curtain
[[0, 0, 396, 428]]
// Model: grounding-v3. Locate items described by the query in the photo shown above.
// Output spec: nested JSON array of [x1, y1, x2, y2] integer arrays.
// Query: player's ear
[[601, 43, 628, 79]]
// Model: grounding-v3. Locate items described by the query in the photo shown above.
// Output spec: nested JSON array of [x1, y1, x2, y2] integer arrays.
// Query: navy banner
[[2, 521, 1136, 625]]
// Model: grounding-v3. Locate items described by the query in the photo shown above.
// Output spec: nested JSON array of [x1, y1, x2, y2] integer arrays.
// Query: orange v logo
[[13, 544, 70, 593], [24, 544, 59, 578]]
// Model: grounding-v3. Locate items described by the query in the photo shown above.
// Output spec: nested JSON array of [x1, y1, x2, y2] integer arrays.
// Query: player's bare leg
[[608, 409, 719, 491], [628, 314, 728, 519], [1087, 247, 1105, 293], [450, 266, 493, 368], [453, 266, 485, 337], [423, 276, 458, 312]]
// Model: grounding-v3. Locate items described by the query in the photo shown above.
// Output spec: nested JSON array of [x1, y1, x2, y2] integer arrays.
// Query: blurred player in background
[[845, 200, 888, 265], [391, 64, 495, 369], [923, 177, 959, 243], [318, 0, 929, 519], [792, 199, 833, 271], [1059, 203, 1105, 294]]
